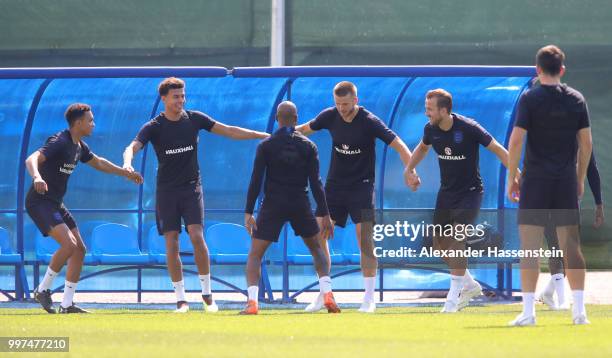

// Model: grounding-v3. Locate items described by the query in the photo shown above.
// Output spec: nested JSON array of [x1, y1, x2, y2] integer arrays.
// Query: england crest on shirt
[[453, 131, 463, 144]]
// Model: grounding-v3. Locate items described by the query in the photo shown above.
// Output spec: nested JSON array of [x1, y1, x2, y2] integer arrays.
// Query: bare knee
[[165, 235, 180, 257], [72, 244, 86, 260], [248, 239, 270, 262], [563, 250, 586, 269], [58, 238, 78, 256], [302, 235, 321, 251], [190, 233, 208, 253]]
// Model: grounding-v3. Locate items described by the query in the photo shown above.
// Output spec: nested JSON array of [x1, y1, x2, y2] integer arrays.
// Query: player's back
[[517, 84, 589, 180], [259, 127, 317, 198]]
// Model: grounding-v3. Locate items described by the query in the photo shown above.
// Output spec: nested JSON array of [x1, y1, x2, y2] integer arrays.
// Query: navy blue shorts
[[253, 196, 319, 242], [518, 177, 579, 226], [433, 190, 483, 226], [26, 199, 77, 236], [322, 183, 375, 227], [155, 185, 204, 235]]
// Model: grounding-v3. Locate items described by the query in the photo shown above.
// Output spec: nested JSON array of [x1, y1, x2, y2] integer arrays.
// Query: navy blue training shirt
[[135, 110, 215, 191], [422, 113, 493, 194], [515, 84, 590, 180], [245, 126, 328, 216], [26, 129, 94, 204], [310, 107, 396, 189]]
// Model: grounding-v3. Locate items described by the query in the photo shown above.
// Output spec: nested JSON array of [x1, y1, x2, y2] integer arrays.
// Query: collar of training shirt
[[273, 126, 296, 136]]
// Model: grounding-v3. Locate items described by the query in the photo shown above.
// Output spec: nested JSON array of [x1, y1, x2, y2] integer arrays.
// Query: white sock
[[463, 269, 478, 289], [543, 275, 556, 296], [199, 274, 211, 295], [447, 275, 463, 303], [172, 280, 186, 302], [247, 286, 259, 301], [363, 276, 375, 303], [522, 292, 536, 317], [552, 273, 565, 305], [39, 267, 58, 291], [61, 281, 77, 308], [572, 290, 586, 317], [319, 276, 332, 294]]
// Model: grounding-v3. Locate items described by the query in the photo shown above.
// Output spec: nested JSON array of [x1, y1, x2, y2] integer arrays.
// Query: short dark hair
[[158, 77, 185, 96], [333, 81, 357, 97], [276, 101, 298, 126], [536, 45, 565, 76], [65, 103, 91, 127], [426, 89, 453, 113]]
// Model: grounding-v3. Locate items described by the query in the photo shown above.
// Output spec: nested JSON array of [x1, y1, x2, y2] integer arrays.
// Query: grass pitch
[[2, 304, 612, 357]]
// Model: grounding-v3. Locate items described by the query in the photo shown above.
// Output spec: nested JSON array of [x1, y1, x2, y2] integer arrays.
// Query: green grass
[[2, 305, 612, 357]]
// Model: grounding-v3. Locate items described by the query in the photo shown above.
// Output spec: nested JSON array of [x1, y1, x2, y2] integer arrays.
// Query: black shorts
[[518, 177, 579, 226], [322, 183, 375, 227], [156, 185, 204, 235], [253, 196, 319, 242], [433, 190, 483, 226], [26, 199, 77, 236]]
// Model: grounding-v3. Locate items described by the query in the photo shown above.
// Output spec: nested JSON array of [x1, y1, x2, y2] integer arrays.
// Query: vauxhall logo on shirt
[[334, 144, 362, 155], [58, 150, 79, 174], [165, 145, 194, 155], [59, 163, 76, 175], [438, 146, 466, 161]]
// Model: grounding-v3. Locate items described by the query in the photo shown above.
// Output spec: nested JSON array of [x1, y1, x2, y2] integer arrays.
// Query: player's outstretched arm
[[389, 137, 413, 166], [122, 140, 143, 173], [295, 121, 317, 136], [25, 150, 48, 194], [244, 145, 266, 236], [406, 141, 429, 191], [211, 122, 269, 140], [307, 146, 333, 239], [87, 154, 143, 184], [507, 127, 526, 202], [389, 137, 417, 190], [586, 153, 604, 227], [486, 139, 521, 177], [576, 127, 593, 199]]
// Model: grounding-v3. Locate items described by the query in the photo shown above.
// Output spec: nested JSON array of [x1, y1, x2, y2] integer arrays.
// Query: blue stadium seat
[[35, 230, 98, 265], [286, 229, 345, 265], [0, 227, 20, 264], [75, 219, 107, 247], [205, 223, 250, 264], [147, 226, 166, 264], [91, 223, 150, 264], [146, 225, 196, 265], [204, 220, 220, 232]]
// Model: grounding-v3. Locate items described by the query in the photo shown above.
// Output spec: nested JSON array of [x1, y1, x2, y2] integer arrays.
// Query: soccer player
[[28, 103, 143, 314], [296, 81, 415, 313], [508, 45, 592, 326], [123, 77, 268, 313], [406, 89, 517, 313], [538, 153, 604, 310], [241, 101, 339, 315]]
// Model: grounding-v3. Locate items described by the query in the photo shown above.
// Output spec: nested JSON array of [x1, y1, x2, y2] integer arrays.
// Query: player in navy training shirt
[[407, 89, 518, 313], [507, 45, 592, 326], [122, 77, 268, 313], [28, 103, 143, 314], [297, 81, 416, 313], [240, 101, 340, 315]]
